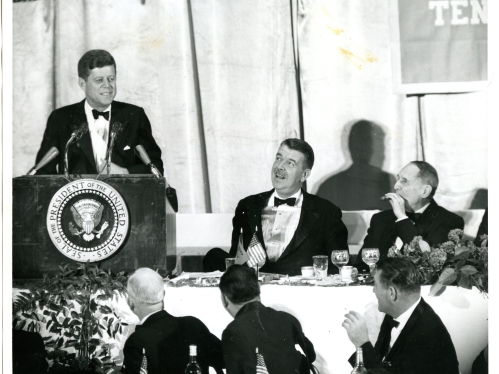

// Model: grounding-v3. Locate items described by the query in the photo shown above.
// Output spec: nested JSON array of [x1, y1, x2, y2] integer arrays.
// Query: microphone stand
[[104, 122, 123, 176], [64, 124, 88, 180]]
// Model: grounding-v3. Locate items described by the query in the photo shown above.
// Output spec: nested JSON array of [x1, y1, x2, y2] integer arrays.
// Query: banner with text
[[390, 0, 488, 94]]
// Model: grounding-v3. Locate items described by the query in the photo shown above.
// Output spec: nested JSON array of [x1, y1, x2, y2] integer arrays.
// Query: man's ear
[[220, 292, 229, 308], [300, 169, 311, 183], [389, 286, 398, 302], [78, 77, 86, 92], [421, 185, 432, 199]]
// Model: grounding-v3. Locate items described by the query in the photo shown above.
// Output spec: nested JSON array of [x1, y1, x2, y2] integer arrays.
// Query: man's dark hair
[[219, 265, 260, 304], [410, 161, 439, 198], [376, 258, 421, 294], [78, 50, 116, 81], [281, 138, 315, 170]]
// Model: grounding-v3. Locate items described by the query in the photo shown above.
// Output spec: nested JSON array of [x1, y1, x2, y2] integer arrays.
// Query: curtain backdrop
[[12, 0, 488, 213]]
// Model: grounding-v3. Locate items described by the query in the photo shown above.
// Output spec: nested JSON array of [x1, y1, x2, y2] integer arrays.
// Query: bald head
[[127, 268, 164, 307]]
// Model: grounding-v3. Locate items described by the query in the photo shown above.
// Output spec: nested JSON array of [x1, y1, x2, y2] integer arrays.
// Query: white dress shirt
[[389, 297, 422, 350], [394, 203, 430, 249], [84, 100, 111, 172], [261, 189, 303, 262]]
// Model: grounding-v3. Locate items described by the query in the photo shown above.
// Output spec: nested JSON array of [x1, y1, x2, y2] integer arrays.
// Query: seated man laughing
[[204, 138, 349, 276]]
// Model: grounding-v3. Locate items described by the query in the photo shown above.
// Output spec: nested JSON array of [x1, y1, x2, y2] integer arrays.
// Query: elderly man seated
[[121, 268, 224, 374]]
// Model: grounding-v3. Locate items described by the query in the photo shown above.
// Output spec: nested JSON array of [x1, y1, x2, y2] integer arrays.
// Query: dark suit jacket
[[13, 329, 48, 374], [349, 298, 459, 374], [228, 189, 349, 275], [355, 199, 464, 272], [35, 100, 163, 175], [222, 301, 316, 374], [122, 310, 224, 374], [473, 208, 488, 247]]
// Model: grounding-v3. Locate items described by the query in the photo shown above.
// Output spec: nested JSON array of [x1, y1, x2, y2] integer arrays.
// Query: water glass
[[312, 255, 328, 279], [225, 258, 236, 270]]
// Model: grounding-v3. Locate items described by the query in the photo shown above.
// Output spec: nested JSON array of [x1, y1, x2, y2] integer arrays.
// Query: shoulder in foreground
[[238, 190, 273, 204], [436, 204, 464, 222], [304, 192, 343, 212], [112, 100, 143, 111]]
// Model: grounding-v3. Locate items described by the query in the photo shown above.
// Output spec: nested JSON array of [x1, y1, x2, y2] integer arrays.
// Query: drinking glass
[[251, 258, 266, 279], [312, 255, 328, 279], [362, 248, 380, 276], [331, 250, 349, 281], [225, 258, 236, 270]]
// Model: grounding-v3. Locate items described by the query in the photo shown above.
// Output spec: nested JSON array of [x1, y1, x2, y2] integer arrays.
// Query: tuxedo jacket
[[228, 189, 349, 276], [349, 298, 459, 374], [222, 301, 316, 374], [122, 310, 224, 374], [355, 199, 464, 272], [35, 100, 163, 175]]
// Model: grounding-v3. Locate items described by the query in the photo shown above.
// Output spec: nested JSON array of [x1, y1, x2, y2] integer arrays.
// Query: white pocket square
[[124, 145, 130, 151]]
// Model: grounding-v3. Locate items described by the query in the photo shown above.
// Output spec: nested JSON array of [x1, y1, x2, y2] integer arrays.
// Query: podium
[[13, 175, 176, 279]]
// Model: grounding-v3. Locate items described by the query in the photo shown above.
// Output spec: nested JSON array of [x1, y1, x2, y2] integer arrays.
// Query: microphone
[[135, 145, 163, 179], [27, 147, 59, 175], [65, 122, 88, 178], [105, 122, 123, 175]]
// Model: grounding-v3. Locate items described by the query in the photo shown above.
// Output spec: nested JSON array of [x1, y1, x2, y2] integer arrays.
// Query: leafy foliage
[[388, 230, 488, 295], [13, 263, 129, 373]]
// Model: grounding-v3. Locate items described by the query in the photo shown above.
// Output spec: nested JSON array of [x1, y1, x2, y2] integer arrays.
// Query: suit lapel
[[385, 299, 427, 361], [415, 200, 439, 237], [278, 191, 320, 261], [248, 190, 272, 247], [73, 100, 97, 172]]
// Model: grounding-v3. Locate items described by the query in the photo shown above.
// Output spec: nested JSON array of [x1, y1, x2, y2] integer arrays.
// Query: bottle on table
[[351, 347, 367, 374], [185, 344, 202, 374]]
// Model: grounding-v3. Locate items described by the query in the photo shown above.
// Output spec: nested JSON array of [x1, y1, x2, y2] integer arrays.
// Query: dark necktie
[[406, 211, 421, 223], [274, 197, 296, 207], [92, 109, 110, 120], [376, 315, 400, 359]]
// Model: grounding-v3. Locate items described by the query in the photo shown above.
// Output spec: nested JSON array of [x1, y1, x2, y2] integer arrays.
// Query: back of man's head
[[78, 49, 116, 81], [280, 138, 315, 170], [127, 268, 164, 306], [219, 265, 260, 304], [376, 258, 421, 295], [410, 161, 439, 198]]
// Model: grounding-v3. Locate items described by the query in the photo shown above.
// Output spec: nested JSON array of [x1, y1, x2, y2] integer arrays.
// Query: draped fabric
[[12, 0, 488, 213]]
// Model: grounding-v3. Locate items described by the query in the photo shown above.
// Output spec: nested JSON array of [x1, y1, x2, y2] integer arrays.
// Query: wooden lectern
[[13, 175, 176, 279]]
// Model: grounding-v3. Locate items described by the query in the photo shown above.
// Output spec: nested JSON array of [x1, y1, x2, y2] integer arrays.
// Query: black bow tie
[[376, 316, 400, 359], [406, 212, 422, 222], [274, 197, 296, 207], [92, 109, 110, 120], [388, 318, 400, 329]]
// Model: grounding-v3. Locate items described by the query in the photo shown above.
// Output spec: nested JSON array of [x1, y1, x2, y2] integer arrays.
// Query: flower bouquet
[[388, 229, 488, 296]]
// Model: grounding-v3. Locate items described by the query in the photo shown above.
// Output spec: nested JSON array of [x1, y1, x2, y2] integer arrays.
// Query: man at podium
[[34, 49, 163, 175]]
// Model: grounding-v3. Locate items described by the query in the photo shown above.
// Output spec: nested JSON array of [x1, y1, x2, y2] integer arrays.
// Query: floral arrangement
[[388, 229, 488, 295], [13, 263, 130, 373]]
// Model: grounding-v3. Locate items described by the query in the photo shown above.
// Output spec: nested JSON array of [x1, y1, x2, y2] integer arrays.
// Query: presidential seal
[[46, 179, 129, 262]]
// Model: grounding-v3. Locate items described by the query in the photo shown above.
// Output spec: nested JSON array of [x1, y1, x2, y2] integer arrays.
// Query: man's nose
[[102, 79, 110, 88], [394, 181, 401, 190]]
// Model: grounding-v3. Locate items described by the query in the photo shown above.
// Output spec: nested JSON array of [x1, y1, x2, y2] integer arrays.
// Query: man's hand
[[110, 162, 129, 175], [382, 193, 407, 220], [342, 311, 370, 348]]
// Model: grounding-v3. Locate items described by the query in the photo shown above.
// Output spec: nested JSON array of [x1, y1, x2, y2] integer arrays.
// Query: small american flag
[[235, 229, 250, 265], [140, 348, 148, 374], [256, 347, 269, 374], [247, 231, 266, 268]]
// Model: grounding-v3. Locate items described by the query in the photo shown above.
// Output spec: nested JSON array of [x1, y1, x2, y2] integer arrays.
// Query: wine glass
[[362, 248, 380, 276], [331, 250, 349, 281]]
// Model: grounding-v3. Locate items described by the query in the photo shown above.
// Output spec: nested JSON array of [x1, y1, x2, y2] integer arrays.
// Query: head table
[[13, 281, 487, 374]]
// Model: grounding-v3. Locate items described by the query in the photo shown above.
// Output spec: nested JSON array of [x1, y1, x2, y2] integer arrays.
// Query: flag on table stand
[[235, 228, 249, 265], [140, 348, 148, 374], [247, 228, 266, 268], [256, 347, 269, 374]]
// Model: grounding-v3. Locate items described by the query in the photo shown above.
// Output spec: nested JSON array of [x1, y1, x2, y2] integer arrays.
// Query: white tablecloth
[[13, 285, 488, 374]]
